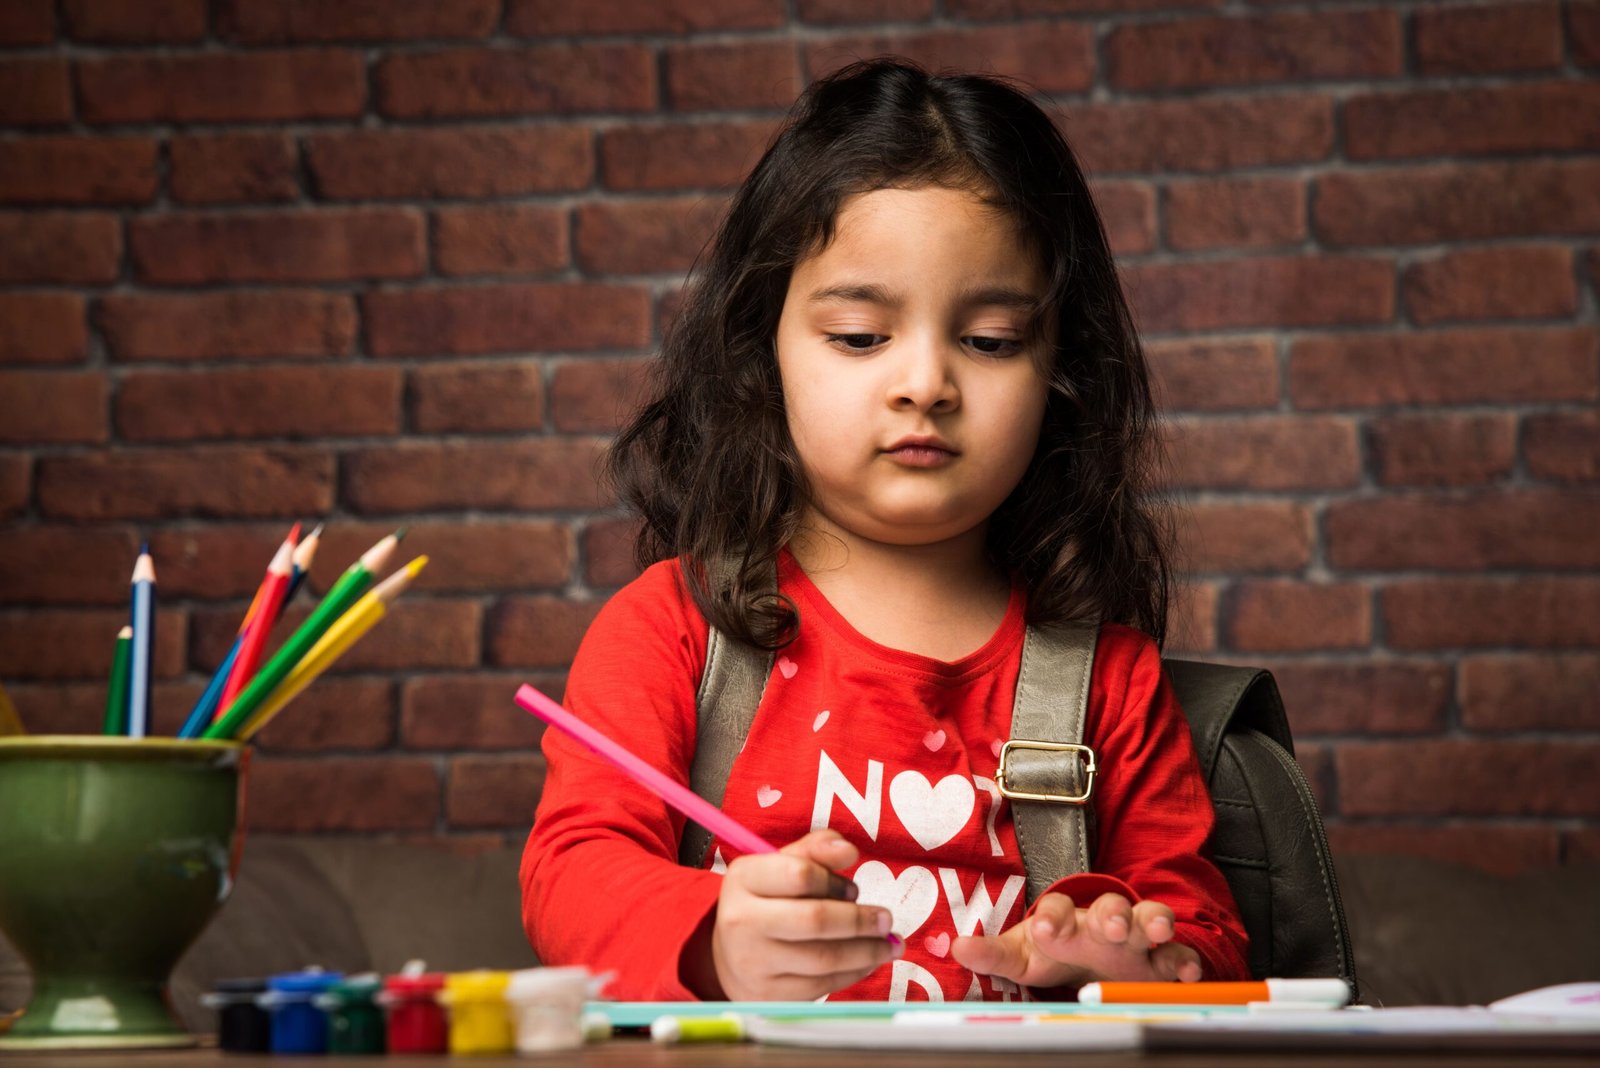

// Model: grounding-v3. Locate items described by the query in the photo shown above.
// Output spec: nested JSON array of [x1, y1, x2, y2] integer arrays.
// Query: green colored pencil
[[103, 625, 132, 735], [201, 530, 403, 741]]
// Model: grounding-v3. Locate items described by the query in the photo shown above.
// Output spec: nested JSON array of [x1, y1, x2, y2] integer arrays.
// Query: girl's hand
[[710, 829, 904, 1001], [950, 891, 1203, 992]]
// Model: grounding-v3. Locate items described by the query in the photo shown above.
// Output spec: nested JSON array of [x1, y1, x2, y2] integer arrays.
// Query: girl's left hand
[[949, 891, 1203, 991]]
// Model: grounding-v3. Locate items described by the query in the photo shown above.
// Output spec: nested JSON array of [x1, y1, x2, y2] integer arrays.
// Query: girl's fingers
[[1130, 900, 1177, 947], [949, 931, 1030, 983], [1086, 893, 1136, 947], [1027, 893, 1079, 958], [763, 898, 895, 943], [733, 849, 854, 901], [766, 933, 903, 978], [1150, 942, 1204, 982]]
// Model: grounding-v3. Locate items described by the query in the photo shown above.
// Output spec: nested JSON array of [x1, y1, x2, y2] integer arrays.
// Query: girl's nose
[[887, 337, 960, 413]]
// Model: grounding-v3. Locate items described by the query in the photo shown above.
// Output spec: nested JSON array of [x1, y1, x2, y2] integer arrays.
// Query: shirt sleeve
[[518, 562, 723, 1000], [1058, 626, 1252, 982]]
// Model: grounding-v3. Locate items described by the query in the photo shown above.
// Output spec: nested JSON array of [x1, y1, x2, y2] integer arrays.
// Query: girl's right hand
[[710, 828, 904, 1000]]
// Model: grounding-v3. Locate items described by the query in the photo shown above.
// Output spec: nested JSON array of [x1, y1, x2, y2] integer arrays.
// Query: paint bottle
[[200, 977, 270, 1053], [316, 973, 386, 1055], [260, 968, 342, 1055], [504, 966, 596, 1053], [441, 970, 514, 1055], [379, 969, 448, 1054]]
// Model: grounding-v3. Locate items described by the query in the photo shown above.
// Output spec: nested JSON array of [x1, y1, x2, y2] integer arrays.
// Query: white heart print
[[922, 730, 945, 752], [756, 785, 782, 808], [889, 771, 976, 852], [851, 861, 939, 937], [777, 657, 798, 679]]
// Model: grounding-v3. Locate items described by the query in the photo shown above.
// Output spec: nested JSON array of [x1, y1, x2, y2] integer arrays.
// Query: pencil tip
[[307, 522, 325, 539], [139, 540, 149, 556], [394, 527, 409, 541]]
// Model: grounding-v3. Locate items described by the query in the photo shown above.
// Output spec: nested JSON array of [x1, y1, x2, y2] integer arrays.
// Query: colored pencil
[[103, 625, 132, 735], [285, 522, 323, 602], [0, 681, 24, 737], [215, 535, 295, 720], [126, 545, 156, 738], [202, 530, 403, 741], [238, 556, 429, 742]]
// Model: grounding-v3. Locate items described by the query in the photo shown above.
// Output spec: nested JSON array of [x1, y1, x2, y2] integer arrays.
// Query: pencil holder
[[0, 736, 249, 1051]]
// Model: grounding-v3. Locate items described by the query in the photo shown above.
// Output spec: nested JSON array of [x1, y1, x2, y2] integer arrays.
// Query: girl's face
[[775, 184, 1052, 553]]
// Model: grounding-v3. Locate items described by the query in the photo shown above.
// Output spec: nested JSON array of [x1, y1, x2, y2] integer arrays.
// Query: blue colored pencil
[[126, 545, 156, 738], [177, 637, 241, 739]]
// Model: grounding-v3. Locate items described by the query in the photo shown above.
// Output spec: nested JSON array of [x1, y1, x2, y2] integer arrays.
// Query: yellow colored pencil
[[237, 556, 428, 742]]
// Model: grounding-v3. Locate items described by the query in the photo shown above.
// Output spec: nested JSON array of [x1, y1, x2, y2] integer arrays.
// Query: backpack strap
[[1002, 621, 1099, 905], [680, 621, 773, 870], [1161, 659, 1293, 777]]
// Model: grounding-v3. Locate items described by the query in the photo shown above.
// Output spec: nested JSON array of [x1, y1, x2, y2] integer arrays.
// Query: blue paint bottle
[[262, 968, 343, 1054]]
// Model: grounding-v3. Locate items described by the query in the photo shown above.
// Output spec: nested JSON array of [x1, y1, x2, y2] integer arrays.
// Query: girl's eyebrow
[[806, 282, 1040, 311]]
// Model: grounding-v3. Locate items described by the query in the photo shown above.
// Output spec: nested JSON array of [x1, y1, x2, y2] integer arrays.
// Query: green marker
[[103, 625, 132, 735], [202, 530, 404, 741]]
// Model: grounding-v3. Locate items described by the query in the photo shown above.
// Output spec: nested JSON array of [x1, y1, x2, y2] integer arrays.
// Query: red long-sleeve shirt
[[521, 553, 1248, 1000]]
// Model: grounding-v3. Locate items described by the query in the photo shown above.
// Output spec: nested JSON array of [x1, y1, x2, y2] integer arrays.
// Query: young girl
[[521, 57, 1248, 1003]]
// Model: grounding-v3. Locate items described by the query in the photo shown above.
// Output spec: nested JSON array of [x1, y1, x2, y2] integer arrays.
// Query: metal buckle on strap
[[995, 740, 1097, 804]]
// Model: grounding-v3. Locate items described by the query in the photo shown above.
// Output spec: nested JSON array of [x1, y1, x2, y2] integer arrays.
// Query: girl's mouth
[[884, 443, 958, 468]]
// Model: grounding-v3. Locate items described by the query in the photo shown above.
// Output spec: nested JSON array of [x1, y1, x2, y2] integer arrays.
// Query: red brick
[[403, 672, 563, 750], [1461, 654, 1600, 732], [1175, 501, 1312, 573], [1331, 491, 1600, 572], [1346, 82, 1600, 162], [1162, 415, 1360, 491], [0, 371, 107, 444], [77, 51, 366, 125], [308, 127, 593, 201], [432, 205, 569, 277], [342, 439, 612, 514], [1107, 10, 1399, 91], [1367, 412, 1516, 487], [655, 287, 687, 340], [0, 59, 72, 126], [0, 607, 186, 681], [313, 520, 573, 594], [1315, 160, 1600, 246], [1575, 0, 1600, 65], [1566, 828, 1600, 864], [248, 757, 439, 832], [950, 0, 1222, 13], [218, 0, 499, 42], [506, 0, 785, 34], [0, 1, 53, 44], [363, 284, 651, 357], [1414, 1, 1562, 75], [666, 40, 800, 112], [1404, 245, 1577, 324], [130, 209, 424, 285], [1268, 661, 1450, 737], [1383, 578, 1600, 650], [485, 596, 604, 668], [805, 23, 1094, 94], [447, 755, 547, 829], [410, 361, 545, 434], [1125, 256, 1393, 334], [549, 357, 651, 434], [1325, 824, 1560, 877], [1147, 337, 1278, 412], [1, 681, 202, 737], [1225, 581, 1370, 653], [0, 137, 157, 206], [146, 523, 301, 602], [0, 212, 120, 285], [575, 197, 727, 275], [583, 518, 642, 587], [1066, 94, 1333, 176], [1290, 327, 1597, 409], [799, 0, 934, 22], [63, 0, 206, 42], [1165, 176, 1305, 252], [36, 447, 334, 521], [1092, 181, 1156, 256], [98, 291, 357, 362], [1525, 410, 1600, 483], [1166, 580, 1218, 655], [375, 45, 655, 119], [602, 120, 781, 192], [193, 599, 480, 675], [249, 678, 398, 753], [116, 366, 403, 443], [169, 134, 299, 205], [0, 293, 87, 365], [0, 527, 140, 605], [0, 456, 29, 520], [1337, 740, 1600, 818]]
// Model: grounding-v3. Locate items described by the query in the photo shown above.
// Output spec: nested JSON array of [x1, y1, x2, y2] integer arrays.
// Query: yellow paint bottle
[[441, 970, 513, 1055]]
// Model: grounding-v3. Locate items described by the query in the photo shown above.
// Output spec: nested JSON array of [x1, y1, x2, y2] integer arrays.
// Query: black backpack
[[678, 619, 1357, 991]]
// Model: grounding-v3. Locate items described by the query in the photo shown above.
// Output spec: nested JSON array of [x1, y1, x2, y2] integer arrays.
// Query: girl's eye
[[825, 333, 886, 351], [966, 336, 1023, 357]]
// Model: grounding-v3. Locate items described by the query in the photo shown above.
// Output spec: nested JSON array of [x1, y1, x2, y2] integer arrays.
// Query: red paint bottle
[[379, 970, 447, 1054]]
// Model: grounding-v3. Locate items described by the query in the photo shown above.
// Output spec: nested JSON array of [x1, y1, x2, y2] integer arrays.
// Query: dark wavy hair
[[606, 57, 1172, 650]]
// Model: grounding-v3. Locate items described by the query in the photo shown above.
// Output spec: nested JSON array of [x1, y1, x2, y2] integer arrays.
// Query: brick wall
[[0, 0, 1595, 874]]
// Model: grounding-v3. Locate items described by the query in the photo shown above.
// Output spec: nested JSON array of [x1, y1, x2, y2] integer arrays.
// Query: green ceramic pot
[[0, 737, 249, 1050]]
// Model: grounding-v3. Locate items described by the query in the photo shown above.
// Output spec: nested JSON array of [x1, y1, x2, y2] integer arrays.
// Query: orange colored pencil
[[216, 533, 296, 718]]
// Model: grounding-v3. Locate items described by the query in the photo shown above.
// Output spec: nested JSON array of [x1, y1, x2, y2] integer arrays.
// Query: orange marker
[[1077, 979, 1349, 1007]]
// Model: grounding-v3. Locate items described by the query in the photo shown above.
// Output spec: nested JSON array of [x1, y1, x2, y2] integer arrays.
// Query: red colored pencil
[[216, 532, 296, 719]]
